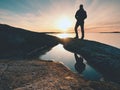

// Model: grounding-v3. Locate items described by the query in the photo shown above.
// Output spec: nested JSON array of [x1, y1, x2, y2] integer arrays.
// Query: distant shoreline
[[45, 32, 120, 34], [99, 32, 120, 33]]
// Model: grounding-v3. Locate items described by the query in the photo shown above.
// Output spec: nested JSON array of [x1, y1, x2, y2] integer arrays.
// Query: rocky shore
[[0, 60, 120, 90], [0, 24, 120, 90], [61, 38, 120, 84]]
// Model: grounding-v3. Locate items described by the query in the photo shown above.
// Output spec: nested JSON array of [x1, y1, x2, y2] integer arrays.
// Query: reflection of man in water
[[75, 4, 87, 39], [74, 53, 85, 73]]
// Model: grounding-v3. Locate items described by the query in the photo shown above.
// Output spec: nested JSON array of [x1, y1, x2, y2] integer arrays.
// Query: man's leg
[[81, 23, 84, 39], [74, 22, 79, 38]]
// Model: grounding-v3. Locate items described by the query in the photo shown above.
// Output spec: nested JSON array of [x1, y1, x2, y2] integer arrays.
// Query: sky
[[0, 0, 120, 32]]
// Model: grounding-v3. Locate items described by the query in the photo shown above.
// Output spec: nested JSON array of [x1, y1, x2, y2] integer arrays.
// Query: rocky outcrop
[[0, 24, 59, 59], [61, 38, 120, 83]]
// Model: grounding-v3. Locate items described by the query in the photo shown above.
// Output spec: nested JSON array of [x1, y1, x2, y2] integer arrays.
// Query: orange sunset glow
[[0, 0, 120, 32]]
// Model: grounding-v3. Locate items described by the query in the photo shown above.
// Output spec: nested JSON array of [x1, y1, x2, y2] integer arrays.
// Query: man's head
[[79, 4, 83, 9]]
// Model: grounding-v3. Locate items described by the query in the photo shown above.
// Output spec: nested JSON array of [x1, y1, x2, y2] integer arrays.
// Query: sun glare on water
[[56, 33, 70, 38], [57, 17, 72, 32]]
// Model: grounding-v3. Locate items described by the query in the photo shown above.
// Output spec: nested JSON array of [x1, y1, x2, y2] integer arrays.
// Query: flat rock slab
[[0, 60, 119, 90], [0, 60, 91, 90], [62, 38, 120, 83]]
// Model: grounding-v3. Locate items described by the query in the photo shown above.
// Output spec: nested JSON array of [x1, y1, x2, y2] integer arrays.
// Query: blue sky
[[0, 0, 120, 32]]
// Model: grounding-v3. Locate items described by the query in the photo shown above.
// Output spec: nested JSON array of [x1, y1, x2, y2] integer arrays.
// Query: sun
[[57, 17, 72, 32]]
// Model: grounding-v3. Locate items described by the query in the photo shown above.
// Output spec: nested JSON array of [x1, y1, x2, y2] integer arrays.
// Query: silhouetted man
[[75, 4, 87, 39]]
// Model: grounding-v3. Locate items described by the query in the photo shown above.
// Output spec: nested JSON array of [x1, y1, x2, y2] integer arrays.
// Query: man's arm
[[75, 11, 78, 20], [84, 11, 87, 19]]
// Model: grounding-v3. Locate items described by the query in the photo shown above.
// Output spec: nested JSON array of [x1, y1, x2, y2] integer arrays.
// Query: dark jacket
[[75, 9, 87, 23]]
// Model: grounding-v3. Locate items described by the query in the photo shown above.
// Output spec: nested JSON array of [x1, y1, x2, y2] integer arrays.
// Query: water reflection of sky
[[40, 44, 76, 71], [40, 33, 120, 81]]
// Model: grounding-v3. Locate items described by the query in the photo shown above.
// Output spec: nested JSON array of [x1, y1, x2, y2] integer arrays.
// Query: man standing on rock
[[74, 4, 87, 39]]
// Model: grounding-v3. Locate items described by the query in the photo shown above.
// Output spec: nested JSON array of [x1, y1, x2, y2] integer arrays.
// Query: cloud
[[85, 0, 120, 27], [0, 0, 120, 32], [0, 0, 76, 32]]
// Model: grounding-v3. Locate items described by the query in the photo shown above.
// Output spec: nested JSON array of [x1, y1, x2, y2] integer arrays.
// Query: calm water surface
[[40, 33, 120, 81]]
